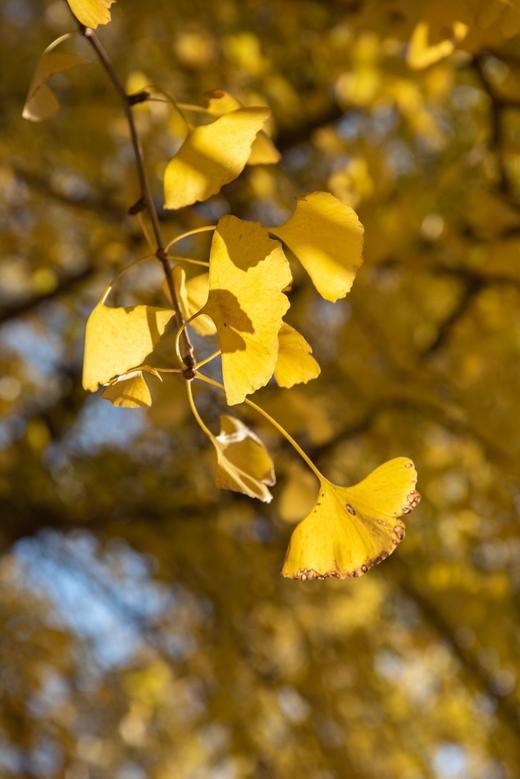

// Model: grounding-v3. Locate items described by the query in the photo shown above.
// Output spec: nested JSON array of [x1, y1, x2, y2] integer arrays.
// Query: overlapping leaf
[[23, 35, 86, 122], [204, 89, 280, 165], [82, 289, 174, 391], [270, 192, 364, 302], [163, 108, 270, 210], [102, 370, 154, 408], [282, 458, 420, 580], [212, 415, 276, 502], [274, 323, 320, 388], [67, 0, 116, 28], [203, 215, 292, 405]]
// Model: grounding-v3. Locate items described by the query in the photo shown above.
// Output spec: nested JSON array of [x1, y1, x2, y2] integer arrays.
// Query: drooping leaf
[[23, 35, 87, 122], [212, 415, 276, 502], [166, 268, 216, 336], [282, 457, 420, 580], [67, 0, 116, 28], [203, 215, 292, 405], [270, 192, 364, 302], [274, 323, 320, 388], [102, 370, 153, 408], [204, 89, 280, 165], [163, 108, 270, 210], [82, 289, 174, 391]]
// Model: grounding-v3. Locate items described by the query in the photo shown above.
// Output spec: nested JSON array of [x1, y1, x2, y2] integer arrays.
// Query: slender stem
[[195, 350, 221, 370], [165, 225, 216, 251], [186, 380, 215, 442], [195, 372, 324, 482], [167, 255, 210, 268], [66, 4, 195, 371]]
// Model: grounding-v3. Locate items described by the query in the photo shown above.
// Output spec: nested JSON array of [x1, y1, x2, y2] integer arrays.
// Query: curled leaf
[[282, 458, 420, 580], [205, 89, 280, 165], [82, 289, 174, 391], [67, 0, 116, 28], [163, 107, 270, 210], [102, 370, 153, 408], [270, 192, 364, 302], [212, 415, 276, 502], [203, 215, 292, 405], [274, 323, 320, 388], [23, 35, 86, 122]]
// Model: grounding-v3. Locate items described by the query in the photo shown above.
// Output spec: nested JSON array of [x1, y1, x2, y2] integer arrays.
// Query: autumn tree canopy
[[1, 0, 520, 777]]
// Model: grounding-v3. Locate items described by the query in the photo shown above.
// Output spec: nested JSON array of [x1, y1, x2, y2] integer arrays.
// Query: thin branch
[[66, 8, 194, 373]]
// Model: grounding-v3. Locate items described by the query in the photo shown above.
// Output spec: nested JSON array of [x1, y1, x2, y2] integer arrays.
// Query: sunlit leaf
[[203, 215, 292, 405], [102, 370, 153, 408], [163, 108, 270, 210], [23, 35, 86, 122], [82, 289, 174, 391], [212, 415, 276, 502], [274, 323, 320, 388], [270, 192, 364, 302], [67, 0, 116, 28], [205, 89, 280, 165], [282, 458, 420, 580]]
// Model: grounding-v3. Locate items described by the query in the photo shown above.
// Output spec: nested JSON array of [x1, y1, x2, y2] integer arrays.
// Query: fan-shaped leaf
[[270, 192, 364, 302], [203, 215, 292, 405], [282, 458, 420, 579]]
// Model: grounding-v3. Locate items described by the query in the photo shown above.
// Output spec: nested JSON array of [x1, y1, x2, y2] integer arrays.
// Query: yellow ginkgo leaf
[[163, 107, 270, 210], [166, 267, 216, 337], [274, 323, 320, 388], [67, 0, 116, 28], [407, 21, 468, 70], [282, 457, 420, 580], [212, 415, 276, 502], [270, 192, 364, 302], [204, 89, 280, 165], [102, 370, 153, 408], [82, 288, 175, 391], [203, 215, 292, 405], [23, 35, 87, 122]]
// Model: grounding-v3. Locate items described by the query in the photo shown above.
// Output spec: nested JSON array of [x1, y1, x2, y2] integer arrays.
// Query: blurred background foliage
[[1, 0, 520, 777]]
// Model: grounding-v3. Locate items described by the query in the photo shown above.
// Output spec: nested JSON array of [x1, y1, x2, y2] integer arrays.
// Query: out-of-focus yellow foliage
[[2, 0, 520, 776]]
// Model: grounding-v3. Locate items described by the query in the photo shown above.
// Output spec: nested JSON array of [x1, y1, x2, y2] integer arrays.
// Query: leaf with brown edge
[[274, 323, 320, 388], [23, 35, 87, 122], [203, 215, 292, 405], [163, 107, 270, 210], [270, 192, 364, 302], [67, 0, 116, 28], [282, 457, 420, 580], [213, 415, 276, 502], [82, 288, 174, 391]]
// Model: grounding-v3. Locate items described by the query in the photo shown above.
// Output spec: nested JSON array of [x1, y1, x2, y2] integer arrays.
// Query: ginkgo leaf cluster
[[22, 2, 421, 582]]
